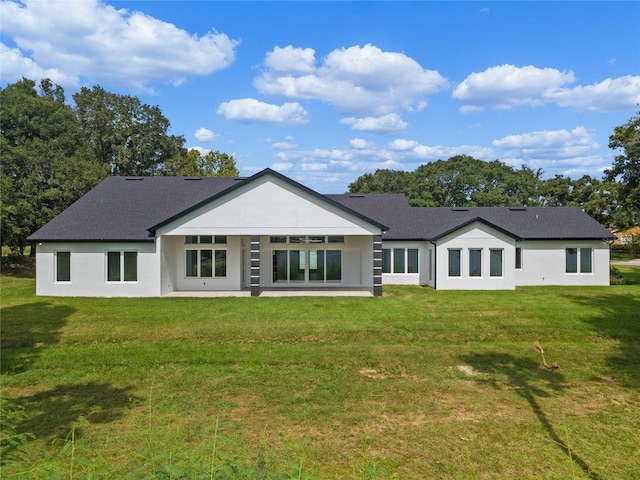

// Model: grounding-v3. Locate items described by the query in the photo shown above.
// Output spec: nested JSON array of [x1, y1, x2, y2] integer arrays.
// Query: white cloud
[[350, 138, 373, 149], [544, 75, 640, 112], [217, 98, 309, 125], [194, 128, 217, 142], [453, 64, 640, 112], [389, 139, 418, 151], [340, 113, 408, 136], [271, 141, 297, 150], [453, 64, 575, 110], [0, 0, 239, 90], [492, 126, 599, 158], [271, 162, 293, 171], [254, 43, 449, 116], [264, 45, 316, 73]]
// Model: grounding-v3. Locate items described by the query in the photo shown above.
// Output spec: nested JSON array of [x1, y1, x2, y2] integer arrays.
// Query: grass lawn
[[1, 262, 639, 479]]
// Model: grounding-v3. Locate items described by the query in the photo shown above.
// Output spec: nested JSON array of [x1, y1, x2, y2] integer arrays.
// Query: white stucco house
[[28, 168, 615, 297]]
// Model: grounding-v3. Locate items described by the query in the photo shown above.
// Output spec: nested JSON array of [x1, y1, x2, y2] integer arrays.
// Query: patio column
[[373, 234, 382, 296], [250, 235, 260, 296]]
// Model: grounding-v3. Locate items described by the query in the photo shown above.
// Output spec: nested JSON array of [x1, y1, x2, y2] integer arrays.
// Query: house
[[28, 168, 615, 297]]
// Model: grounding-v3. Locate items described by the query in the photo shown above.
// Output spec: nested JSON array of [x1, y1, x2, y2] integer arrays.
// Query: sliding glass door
[[272, 249, 341, 283]]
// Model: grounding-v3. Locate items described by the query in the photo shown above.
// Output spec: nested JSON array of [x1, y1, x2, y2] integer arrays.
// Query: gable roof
[[28, 169, 387, 242]]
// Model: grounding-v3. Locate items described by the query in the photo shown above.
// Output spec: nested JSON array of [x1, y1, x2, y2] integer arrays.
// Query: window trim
[[106, 250, 138, 283], [489, 249, 503, 278], [55, 250, 71, 283], [469, 249, 483, 277], [185, 247, 228, 279], [271, 248, 342, 284], [566, 247, 593, 275], [515, 247, 522, 270], [382, 247, 419, 275], [448, 249, 461, 277]]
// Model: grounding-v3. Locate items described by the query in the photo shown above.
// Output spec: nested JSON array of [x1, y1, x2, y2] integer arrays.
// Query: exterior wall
[[258, 235, 373, 288], [35, 241, 160, 297], [380, 241, 430, 286], [156, 175, 381, 237], [435, 223, 516, 290], [515, 239, 610, 286]]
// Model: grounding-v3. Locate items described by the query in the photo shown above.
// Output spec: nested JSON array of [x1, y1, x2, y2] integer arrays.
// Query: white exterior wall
[[156, 176, 381, 237], [515, 240, 610, 286], [35, 241, 160, 297], [435, 223, 516, 290], [380, 241, 430, 286]]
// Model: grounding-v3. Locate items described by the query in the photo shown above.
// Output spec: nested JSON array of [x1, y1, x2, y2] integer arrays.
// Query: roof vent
[[451, 207, 469, 211], [234, 177, 246, 181], [184, 177, 202, 181], [125, 177, 143, 181], [509, 207, 527, 211], [349, 194, 365, 198]]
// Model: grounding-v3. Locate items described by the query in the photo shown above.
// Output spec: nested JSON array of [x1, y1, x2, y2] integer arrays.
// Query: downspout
[[430, 240, 437, 290]]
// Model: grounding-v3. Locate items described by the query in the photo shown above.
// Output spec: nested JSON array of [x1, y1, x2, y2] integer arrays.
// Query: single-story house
[[28, 168, 615, 297]]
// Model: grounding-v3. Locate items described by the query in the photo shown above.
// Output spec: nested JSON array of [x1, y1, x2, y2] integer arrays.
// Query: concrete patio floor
[[165, 287, 373, 297]]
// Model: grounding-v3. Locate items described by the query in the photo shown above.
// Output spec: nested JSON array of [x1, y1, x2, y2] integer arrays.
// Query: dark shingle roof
[[29, 170, 615, 243]]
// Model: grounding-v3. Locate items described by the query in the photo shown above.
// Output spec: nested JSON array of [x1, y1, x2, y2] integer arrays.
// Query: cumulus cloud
[[389, 139, 418, 151], [453, 64, 575, 111], [217, 98, 309, 125], [264, 45, 316, 73], [194, 128, 217, 142], [0, 0, 239, 90], [544, 75, 640, 112], [254, 43, 449, 116], [271, 162, 293, 171], [350, 138, 374, 149], [493, 126, 600, 158], [340, 113, 408, 136], [453, 64, 640, 112]]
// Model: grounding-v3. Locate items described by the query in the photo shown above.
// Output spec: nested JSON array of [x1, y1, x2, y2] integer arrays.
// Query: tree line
[[1, 78, 239, 254], [349, 112, 640, 230]]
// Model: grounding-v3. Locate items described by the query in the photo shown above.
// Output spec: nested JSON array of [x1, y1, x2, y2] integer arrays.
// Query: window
[[408, 249, 419, 274], [393, 248, 406, 273], [270, 236, 345, 244], [515, 248, 522, 269], [428, 249, 433, 281], [382, 248, 419, 274], [186, 249, 227, 278], [566, 247, 592, 274], [565, 248, 578, 273], [328, 236, 345, 243], [381, 249, 391, 273], [185, 235, 226, 244], [270, 236, 287, 244], [107, 251, 137, 282], [469, 249, 482, 277], [56, 251, 71, 282], [490, 249, 503, 277], [448, 249, 461, 277], [580, 248, 592, 273]]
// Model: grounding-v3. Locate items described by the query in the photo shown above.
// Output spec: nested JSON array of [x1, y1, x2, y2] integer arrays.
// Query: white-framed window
[[186, 249, 227, 278], [566, 247, 592, 274], [515, 247, 522, 270], [269, 235, 344, 244], [55, 251, 71, 282], [185, 235, 226, 245], [490, 249, 503, 277], [381, 248, 419, 274], [469, 249, 482, 277], [448, 249, 461, 277], [107, 251, 137, 282]]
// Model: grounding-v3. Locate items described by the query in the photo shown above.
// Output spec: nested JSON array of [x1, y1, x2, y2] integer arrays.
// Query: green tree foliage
[[164, 149, 240, 177], [349, 155, 543, 207], [605, 110, 640, 227], [73, 85, 186, 176], [0, 78, 106, 253]]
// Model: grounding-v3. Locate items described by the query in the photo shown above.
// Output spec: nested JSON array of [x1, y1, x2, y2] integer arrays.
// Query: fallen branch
[[534, 341, 559, 369]]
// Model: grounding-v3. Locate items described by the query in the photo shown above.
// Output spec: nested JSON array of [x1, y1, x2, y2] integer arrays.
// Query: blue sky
[[1, 1, 639, 193]]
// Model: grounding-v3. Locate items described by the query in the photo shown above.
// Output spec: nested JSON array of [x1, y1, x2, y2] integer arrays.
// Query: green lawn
[[1, 265, 639, 479]]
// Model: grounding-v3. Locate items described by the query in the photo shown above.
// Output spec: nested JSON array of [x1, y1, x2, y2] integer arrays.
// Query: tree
[[349, 156, 543, 207], [73, 86, 186, 176], [163, 149, 240, 177], [605, 110, 640, 227], [0, 78, 106, 253]]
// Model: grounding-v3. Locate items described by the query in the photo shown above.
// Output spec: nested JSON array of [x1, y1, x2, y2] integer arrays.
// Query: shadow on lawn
[[460, 352, 603, 480], [17, 383, 139, 441], [0, 302, 74, 374], [566, 292, 640, 390]]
